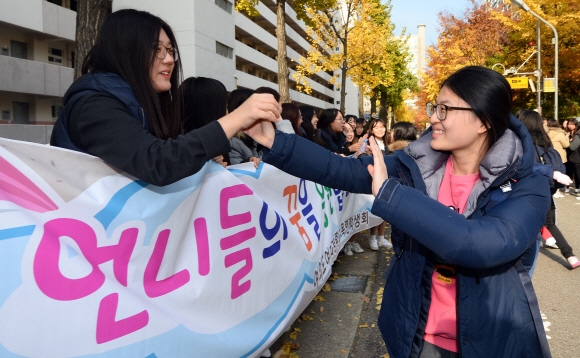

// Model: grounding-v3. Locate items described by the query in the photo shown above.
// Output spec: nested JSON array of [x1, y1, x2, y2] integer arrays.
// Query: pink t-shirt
[[423, 157, 480, 352]]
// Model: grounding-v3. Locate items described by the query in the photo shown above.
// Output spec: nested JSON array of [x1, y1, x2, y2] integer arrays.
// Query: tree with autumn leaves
[[235, 0, 335, 103], [498, 0, 580, 118], [415, 0, 511, 128], [414, 0, 579, 128], [292, 0, 414, 114]]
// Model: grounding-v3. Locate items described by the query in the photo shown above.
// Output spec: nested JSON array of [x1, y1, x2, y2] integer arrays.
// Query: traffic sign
[[508, 77, 529, 89], [544, 78, 556, 93]]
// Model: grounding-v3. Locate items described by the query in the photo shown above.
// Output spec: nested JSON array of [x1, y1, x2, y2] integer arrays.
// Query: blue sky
[[387, 0, 473, 46]]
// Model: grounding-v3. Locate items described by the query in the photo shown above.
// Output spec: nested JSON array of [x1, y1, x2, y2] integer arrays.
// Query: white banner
[[0, 138, 381, 358]]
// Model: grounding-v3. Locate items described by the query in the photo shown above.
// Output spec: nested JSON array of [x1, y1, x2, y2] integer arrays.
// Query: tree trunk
[[379, 90, 387, 121], [276, 0, 291, 103], [74, 0, 109, 80], [370, 93, 377, 116], [340, 62, 347, 113], [358, 90, 364, 117]]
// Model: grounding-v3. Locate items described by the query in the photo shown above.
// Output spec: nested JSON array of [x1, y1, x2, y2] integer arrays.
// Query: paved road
[[533, 193, 580, 358]]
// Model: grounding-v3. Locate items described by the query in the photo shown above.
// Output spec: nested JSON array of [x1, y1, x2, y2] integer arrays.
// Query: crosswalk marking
[[541, 311, 551, 339]]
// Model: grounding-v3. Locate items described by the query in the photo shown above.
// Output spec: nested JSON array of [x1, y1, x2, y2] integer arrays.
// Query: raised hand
[[366, 136, 388, 196]]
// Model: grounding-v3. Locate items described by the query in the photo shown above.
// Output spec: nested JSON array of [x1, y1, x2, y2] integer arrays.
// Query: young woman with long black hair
[[566, 119, 580, 194], [315, 108, 345, 154], [299, 105, 318, 142], [51, 9, 279, 185]]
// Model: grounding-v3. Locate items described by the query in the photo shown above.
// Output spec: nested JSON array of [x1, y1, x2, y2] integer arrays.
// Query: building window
[[1, 47, 8, 56], [48, 47, 63, 64], [51, 105, 63, 118], [10, 40, 27, 60], [12, 102, 30, 124], [215, 0, 232, 14], [1, 110, 9, 121], [216, 41, 233, 59], [47, 0, 62, 5], [70, 0, 78, 11]]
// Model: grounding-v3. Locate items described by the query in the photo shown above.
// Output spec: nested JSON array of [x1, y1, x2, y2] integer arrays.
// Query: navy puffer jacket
[[263, 115, 551, 357], [51, 72, 147, 153]]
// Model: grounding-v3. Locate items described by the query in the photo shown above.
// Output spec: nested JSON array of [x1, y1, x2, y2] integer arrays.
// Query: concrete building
[[405, 24, 426, 77], [0, 0, 359, 143], [403, 24, 426, 110], [0, 0, 78, 142]]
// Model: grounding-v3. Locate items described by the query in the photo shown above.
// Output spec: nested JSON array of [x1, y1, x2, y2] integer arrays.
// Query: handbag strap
[[514, 260, 552, 357]]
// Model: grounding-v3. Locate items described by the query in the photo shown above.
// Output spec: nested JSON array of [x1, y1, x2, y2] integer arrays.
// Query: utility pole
[[536, 20, 542, 114], [510, 0, 559, 120]]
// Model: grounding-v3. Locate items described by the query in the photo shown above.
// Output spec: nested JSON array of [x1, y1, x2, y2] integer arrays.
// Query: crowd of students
[[516, 110, 580, 269], [48, 8, 580, 358]]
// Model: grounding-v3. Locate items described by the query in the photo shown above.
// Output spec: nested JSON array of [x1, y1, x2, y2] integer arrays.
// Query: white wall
[[0, 0, 44, 33], [42, 1, 76, 41], [0, 55, 73, 96], [342, 77, 359, 116]]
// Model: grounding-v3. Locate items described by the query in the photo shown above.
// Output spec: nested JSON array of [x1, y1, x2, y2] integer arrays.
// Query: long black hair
[[317, 108, 342, 136], [82, 9, 182, 139], [442, 66, 511, 151], [517, 110, 552, 151], [282, 103, 301, 135], [569, 119, 580, 137], [180, 77, 228, 132], [227, 88, 254, 113], [299, 105, 317, 142]]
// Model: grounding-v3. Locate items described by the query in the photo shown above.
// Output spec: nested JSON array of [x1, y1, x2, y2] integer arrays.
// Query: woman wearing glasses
[[51, 9, 280, 186], [247, 66, 551, 357]]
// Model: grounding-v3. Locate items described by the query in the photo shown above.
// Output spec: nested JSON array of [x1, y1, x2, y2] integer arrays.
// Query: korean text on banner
[[0, 137, 381, 358]]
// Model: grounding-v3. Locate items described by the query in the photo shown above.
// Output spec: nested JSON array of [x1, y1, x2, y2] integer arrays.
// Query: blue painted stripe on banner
[[242, 272, 314, 358], [0, 225, 35, 241], [227, 161, 264, 179], [94, 180, 148, 230]]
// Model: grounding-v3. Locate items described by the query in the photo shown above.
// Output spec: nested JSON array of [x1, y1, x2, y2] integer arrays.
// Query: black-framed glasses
[[154, 44, 178, 61], [426, 102, 473, 121]]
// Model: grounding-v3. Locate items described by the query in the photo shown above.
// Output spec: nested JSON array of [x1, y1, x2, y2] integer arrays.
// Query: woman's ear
[[477, 121, 489, 135]]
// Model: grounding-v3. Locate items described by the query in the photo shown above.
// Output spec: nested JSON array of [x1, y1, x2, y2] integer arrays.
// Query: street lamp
[[510, 0, 559, 120]]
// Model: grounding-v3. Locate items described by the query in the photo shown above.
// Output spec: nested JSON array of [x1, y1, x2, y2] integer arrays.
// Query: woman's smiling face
[[345, 124, 354, 142], [429, 86, 488, 156], [149, 29, 175, 93], [371, 121, 386, 139]]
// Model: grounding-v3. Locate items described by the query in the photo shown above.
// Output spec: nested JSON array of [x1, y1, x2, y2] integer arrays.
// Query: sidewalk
[[269, 229, 393, 358]]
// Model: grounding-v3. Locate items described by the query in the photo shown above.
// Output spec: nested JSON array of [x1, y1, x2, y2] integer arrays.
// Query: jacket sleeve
[[371, 173, 550, 269], [228, 139, 243, 165], [68, 93, 230, 186], [569, 135, 580, 151], [263, 131, 398, 194], [558, 132, 570, 149]]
